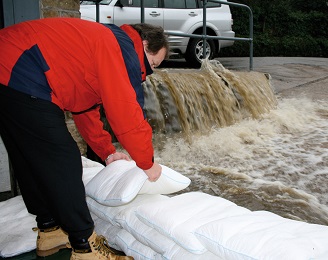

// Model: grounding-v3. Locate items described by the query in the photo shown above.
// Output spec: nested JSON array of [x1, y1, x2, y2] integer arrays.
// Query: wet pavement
[[219, 57, 328, 97]]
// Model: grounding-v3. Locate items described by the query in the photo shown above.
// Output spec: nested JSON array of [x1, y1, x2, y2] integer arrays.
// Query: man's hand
[[144, 162, 162, 182], [105, 152, 130, 165]]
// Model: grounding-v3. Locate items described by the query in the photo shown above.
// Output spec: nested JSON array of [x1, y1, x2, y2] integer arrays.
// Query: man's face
[[143, 41, 167, 69]]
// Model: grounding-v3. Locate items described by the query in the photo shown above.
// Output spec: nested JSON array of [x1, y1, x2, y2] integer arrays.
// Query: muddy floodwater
[[68, 60, 328, 226], [154, 97, 328, 225], [145, 61, 328, 225]]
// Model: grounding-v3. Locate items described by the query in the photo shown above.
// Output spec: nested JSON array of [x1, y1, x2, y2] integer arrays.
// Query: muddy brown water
[[69, 60, 328, 225]]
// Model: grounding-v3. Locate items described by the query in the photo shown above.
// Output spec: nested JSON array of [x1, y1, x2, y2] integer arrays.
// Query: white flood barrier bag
[[1, 157, 328, 259], [85, 159, 191, 206], [0, 196, 37, 257]]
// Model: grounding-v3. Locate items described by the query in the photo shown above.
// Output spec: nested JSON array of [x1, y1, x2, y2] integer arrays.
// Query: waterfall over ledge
[[143, 60, 277, 136]]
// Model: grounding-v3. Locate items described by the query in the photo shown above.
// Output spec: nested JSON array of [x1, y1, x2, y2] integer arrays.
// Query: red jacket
[[0, 18, 154, 170]]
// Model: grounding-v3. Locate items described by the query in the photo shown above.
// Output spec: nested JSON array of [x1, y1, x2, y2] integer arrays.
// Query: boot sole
[[36, 244, 70, 257]]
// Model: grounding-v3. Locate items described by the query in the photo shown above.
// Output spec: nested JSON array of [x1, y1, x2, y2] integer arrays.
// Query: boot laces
[[92, 235, 115, 257]]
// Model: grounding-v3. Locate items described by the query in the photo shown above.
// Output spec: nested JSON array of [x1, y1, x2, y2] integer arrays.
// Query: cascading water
[[142, 60, 328, 225], [143, 60, 277, 137], [68, 60, 328, 225]]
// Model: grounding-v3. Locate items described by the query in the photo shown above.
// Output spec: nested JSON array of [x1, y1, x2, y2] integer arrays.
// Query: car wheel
[[186, 37, 216, 67]]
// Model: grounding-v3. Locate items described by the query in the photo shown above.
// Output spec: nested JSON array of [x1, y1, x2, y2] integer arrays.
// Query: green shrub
[[219, 0, 328, 57]]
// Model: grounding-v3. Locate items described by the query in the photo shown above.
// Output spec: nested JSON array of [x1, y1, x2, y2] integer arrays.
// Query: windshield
[[80, 0, 111, 5]]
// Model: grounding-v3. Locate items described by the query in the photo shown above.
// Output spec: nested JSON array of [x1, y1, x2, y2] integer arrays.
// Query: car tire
[[185, 37, 216, 67]]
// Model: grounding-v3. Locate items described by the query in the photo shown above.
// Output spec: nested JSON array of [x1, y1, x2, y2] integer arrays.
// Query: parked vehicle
[[80, 0, 235, 66]]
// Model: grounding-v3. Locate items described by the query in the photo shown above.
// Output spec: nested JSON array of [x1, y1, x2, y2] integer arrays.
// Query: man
[[0, 18, 168, 260]]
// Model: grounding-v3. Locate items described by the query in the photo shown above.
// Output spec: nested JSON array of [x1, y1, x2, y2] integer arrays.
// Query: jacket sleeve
[[72, 106, 116, 161], [92, 32, 154, 170]]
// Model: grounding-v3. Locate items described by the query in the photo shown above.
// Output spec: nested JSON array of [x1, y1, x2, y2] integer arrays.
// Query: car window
[[186, 0, 197, 8], [163, 0, 196, 9], [199, 1, 221, 8], [163, 0, 185, 8], [120, 0, 159, 8], [80, 0, 111, 5]]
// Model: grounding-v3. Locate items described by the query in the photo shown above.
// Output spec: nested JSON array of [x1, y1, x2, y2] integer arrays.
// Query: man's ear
[[142, 40, 149, 51]]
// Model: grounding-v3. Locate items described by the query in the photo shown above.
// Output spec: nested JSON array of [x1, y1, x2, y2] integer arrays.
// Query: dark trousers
[[0, 85, 94, 242]]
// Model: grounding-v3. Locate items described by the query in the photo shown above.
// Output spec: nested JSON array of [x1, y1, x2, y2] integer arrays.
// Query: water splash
[[70, 60, 328, 225], [142, 62, 328, 224], [144, 60, 277, 137], [154, 97, 328, 225]]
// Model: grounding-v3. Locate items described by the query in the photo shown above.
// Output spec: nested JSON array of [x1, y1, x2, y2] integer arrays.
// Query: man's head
[[130, 23, 169, 69]]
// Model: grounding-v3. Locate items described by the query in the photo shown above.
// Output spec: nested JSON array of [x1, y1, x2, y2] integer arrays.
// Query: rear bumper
[[219, 30, 235, 48]]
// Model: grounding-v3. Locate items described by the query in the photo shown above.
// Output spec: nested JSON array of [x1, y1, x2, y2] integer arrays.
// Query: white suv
[[80, 0, 235, 66]]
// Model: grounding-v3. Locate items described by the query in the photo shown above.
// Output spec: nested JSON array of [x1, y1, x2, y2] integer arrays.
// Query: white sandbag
[[194, 210, 328, 260], [86, 194, 169, 227], [115, 229, 161, 260], [135, 192, 250, 255], [83, 167, 105, 185], [0, 194, 32, 222], [86, 160, 140, 206], [163, 244, 223, 260], [316, 252, 328, 260], [92, 215, 123, 251], [116, 229, 221, 260], [0, 196, 37, 257], [81, 156, 104, 168], [96, 200, 220, 259], [86, 160, 190, 206], [139, 164, 191, 195], [115, 204, 176, 255], [81, 156, 105, 185]]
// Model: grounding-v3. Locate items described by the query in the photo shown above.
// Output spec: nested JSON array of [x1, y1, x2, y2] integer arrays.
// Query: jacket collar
[[120, 24, 153, 81]]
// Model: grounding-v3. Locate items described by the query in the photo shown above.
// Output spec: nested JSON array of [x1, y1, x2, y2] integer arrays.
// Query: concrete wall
[[0, 137, 10, 192]]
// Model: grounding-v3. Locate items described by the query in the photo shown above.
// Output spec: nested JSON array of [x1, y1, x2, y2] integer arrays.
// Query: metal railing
[[87, 0, 254, 70], [165, 0, 254, 70]]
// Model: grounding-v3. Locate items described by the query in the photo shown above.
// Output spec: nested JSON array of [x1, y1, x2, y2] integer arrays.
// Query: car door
[[162, 0, 201, 33], [113, 0, 164, 28]]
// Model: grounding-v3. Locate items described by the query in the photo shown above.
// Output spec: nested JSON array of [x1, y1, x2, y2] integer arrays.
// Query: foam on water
[[87, 60, 327, 225], [154, 97, 328, 225]]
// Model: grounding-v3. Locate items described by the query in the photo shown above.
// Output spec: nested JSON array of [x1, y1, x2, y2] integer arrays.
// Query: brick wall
[[40, 0, 80, 18]]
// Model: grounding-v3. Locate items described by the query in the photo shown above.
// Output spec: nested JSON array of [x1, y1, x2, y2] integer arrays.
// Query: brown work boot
[[34, 226, 71, 257], [70, 232, 133, 260]]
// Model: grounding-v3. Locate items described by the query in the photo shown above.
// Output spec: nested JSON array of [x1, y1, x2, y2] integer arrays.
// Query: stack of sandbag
[[83, 158, 328, 260], [0, 196, 37, 258], [1, 157, 328, 259]]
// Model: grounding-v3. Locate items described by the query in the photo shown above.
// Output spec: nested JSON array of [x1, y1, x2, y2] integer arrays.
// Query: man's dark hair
[[130, 23, 169, 58]]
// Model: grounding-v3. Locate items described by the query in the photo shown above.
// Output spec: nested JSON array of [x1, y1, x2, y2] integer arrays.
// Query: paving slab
[[218, 57, 328, 94], [162, 57, 328, 99]]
